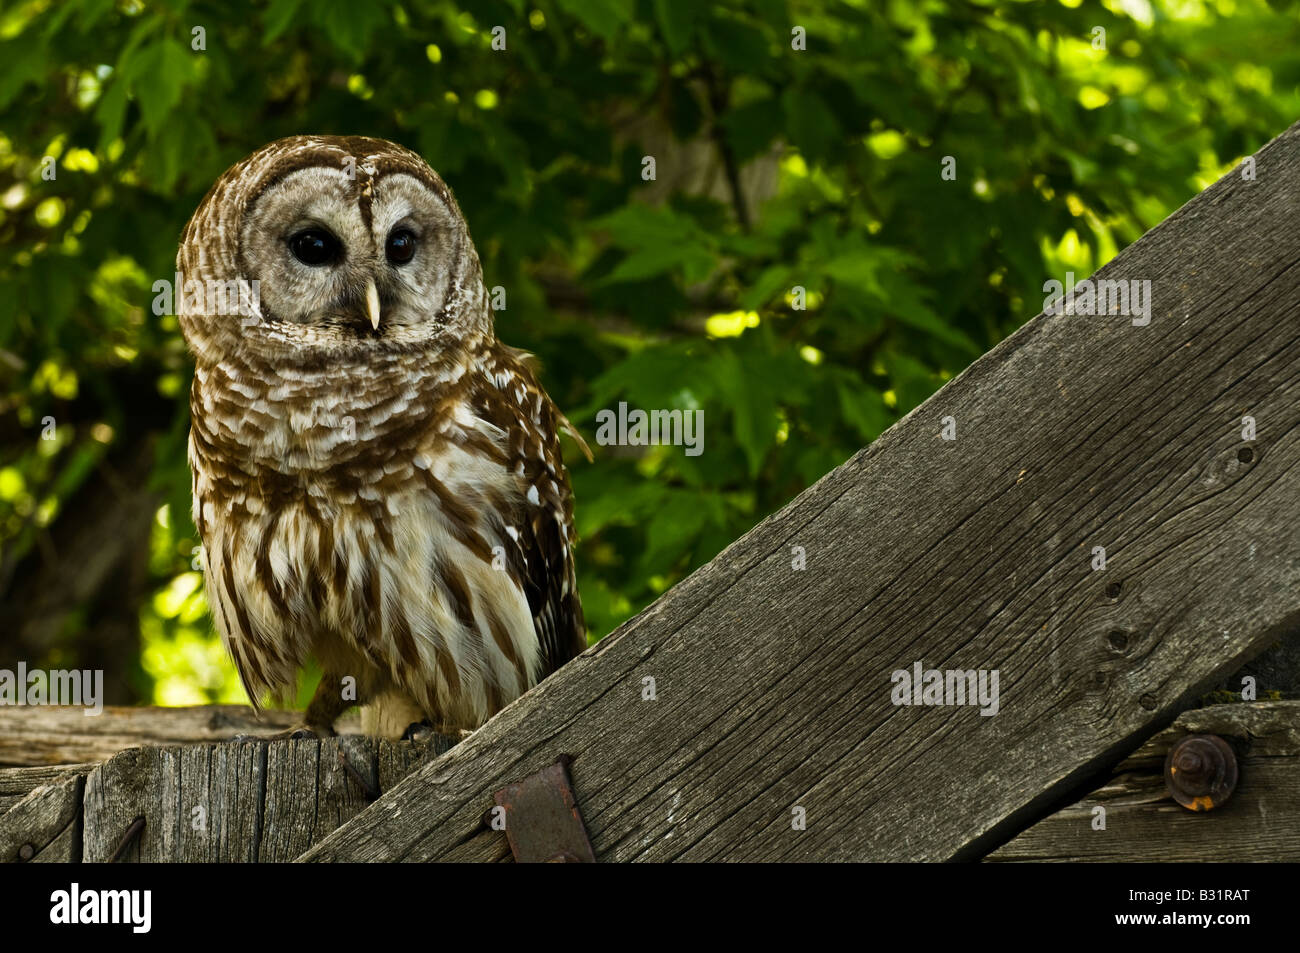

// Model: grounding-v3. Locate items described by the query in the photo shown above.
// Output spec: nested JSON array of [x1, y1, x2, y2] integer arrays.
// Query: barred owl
[[177, 135, 589, 739]]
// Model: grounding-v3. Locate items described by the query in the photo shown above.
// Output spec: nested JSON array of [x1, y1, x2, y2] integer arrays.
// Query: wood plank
[[987, 700, 1300, 861], [0, 773, 84, 863], [377, 734, 457, 792], [80, 735, 454, 862], [300, 120, 1300, 863], [0, 763, 95, 816], [258, 734, 451, 861], [82, 742, 267, 862], [0, 705, 309, 767], [259, 737, 370, 862]]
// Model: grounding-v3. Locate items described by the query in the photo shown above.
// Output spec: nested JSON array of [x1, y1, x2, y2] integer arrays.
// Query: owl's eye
[[288, 229, 340, 266], [386, 229, 417, 265]]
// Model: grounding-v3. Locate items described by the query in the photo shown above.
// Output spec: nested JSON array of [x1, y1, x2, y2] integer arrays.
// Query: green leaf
[[638, 491, 712, 576], [94, 75, 130, 151], [654, 0, 699, 54], [556, 0, 634, 39], [129, 41, 194, 135], [263, 0, 305, 45], [318, 0, 389, 60], [783, 87, 840, 162], [592, 205, 716, 284], [823, 246, 982, 355], [720, 96, 784, 163], [711, 350, 780, 477], [739, 264, 794, 309], [603, 244, 716, 284], [883, 352, 939, 413], [835, 374, 890, 441], [573, 468, 674, 537], [577, 343, 702, 420], [701, 11, 771, 72], [887, 293, 981, 356], [0, 39, 45, 109]]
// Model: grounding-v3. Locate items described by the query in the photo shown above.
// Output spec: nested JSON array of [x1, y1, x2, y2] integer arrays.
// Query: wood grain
[[0, 773, 84, 863], [0, 705, 308, 767], [299, 120, 1300, 862], [80, 734, 453, 862], [987, 701, 1300, 861], [0, 763, 95, 816]]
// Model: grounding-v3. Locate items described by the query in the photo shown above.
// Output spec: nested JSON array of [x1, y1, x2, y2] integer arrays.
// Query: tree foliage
[[1, 0, 1298, 704]]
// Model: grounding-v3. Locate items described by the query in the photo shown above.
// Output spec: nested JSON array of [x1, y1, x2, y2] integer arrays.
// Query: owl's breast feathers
[[188, 338, 587, 728]]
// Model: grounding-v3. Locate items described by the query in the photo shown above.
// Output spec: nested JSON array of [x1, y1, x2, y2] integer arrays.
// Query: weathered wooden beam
[[0, 773, 84, 863], [81, 735, 453, 862], [0, 763, 95, 816], [299, 118, 1300, 863], [987, 700, 1300, 861], [0, 705, 347, 768]]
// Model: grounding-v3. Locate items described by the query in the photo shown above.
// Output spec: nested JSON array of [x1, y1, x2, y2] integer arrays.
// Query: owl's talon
[[401, 719, 434, 742]]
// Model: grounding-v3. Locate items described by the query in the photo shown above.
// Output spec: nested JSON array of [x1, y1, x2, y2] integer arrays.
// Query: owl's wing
[[475, 344, 589, 677]]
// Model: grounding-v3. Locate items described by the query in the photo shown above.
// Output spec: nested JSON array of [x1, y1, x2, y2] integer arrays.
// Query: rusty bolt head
[[1164, 733, 1237, 811], [17, 843, 34, 861]]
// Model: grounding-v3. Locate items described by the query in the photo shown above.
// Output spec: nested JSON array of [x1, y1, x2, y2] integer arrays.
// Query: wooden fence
[[4, 116, 1300, 862]]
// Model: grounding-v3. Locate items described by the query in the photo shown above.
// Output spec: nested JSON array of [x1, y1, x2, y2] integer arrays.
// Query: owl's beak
[[364, 278, 381, 331]]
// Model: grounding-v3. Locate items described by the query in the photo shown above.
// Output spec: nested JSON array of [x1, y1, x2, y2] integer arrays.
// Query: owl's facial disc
[[237, 166, 486, 352]]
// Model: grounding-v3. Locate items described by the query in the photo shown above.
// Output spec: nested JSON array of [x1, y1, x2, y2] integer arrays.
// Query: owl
[[176, 135, 589, 739]]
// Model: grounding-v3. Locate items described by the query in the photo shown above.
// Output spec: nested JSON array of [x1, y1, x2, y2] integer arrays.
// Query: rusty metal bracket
[[493, 755, 595, 862]]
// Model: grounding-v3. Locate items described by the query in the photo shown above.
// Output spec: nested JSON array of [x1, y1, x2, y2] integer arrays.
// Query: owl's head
[[177, 135, 491, 364]]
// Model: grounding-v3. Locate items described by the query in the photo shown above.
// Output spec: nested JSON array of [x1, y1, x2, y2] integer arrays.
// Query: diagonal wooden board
[[299, 120, 1300, 863]]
